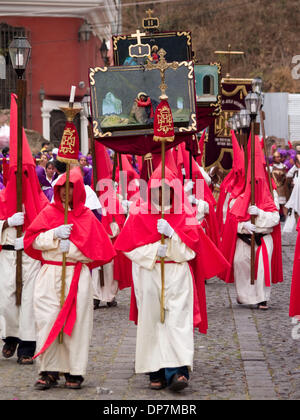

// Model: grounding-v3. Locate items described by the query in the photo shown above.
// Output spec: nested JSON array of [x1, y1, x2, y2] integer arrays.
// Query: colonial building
[[0, 0, 122, 153]]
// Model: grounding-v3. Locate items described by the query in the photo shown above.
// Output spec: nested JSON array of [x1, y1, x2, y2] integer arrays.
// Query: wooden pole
[[58, 162, 70, 344], [250, 120, 256, 285], [16, 78, 26, 306], [160, 139, 166, 323]]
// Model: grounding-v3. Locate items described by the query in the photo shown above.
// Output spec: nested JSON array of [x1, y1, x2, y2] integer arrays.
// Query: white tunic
[[32, 229, 93, 376], [234, 209, 279, 305], [92, 222, 119, 303], [0, 221, 40, 341], [125, 232, 196, 374]]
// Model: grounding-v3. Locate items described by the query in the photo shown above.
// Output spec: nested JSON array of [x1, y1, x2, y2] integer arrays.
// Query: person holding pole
[[114, 163, 230, 392], [220, 136, 282, 309], [24, 168, 116, 390], [0, 94, 48, 365]]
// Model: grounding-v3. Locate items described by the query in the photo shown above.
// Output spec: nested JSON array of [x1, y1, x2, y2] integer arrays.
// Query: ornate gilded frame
[[89, 62, 197, 138]]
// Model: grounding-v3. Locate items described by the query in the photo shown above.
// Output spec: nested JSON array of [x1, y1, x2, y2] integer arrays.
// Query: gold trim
[[222, 77, 253, 84], [222, 85, 248, 97], [204, 147, 233, 174], [153, 135, 175, 142], [178, 61, 194, 79], [113, 35, 127, 51], [176, 31, 192, 46], [89, 67, 108, 86], [178, 113, 197, 132], [57, 156, 79, 164]]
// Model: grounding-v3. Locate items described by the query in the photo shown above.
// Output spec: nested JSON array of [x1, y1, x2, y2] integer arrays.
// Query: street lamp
[[78, 21, 92, 42], [252, 77, 263, 95], [239, 109, 251, 129], [8, 36, 31, 79], [8, 35, 31, 306], [245, 92, 262, 117], [233, 112, 241, 130], [100, 39, 109, 66]]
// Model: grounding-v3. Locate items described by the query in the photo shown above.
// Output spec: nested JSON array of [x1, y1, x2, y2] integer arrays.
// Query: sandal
[[64, 374, 84, 389], [2, 342, 18, 359], [168, 373, 188, 392], [257, 301, 269, 310], [17, 356, 34, 365], [34, 373, 59, 390], [149, 379, 167, 390]]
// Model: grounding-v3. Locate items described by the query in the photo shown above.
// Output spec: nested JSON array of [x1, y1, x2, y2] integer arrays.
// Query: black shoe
[[93, 299, 100, 310], [107, 298, 117, 307]]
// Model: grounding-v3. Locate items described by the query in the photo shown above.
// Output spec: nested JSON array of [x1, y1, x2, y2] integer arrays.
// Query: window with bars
[[0, 22, 31, 127]]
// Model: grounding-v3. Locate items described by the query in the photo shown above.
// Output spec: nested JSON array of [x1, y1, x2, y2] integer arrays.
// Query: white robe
[[234, 209, 280, 305], [125, 232, 196, 374], [92, 222, 119, 303], [32, 229, 93, 376], [0, 221, 40, 341]]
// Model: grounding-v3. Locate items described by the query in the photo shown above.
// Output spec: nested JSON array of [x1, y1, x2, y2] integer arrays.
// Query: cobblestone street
[[0, 229, 299, 401]]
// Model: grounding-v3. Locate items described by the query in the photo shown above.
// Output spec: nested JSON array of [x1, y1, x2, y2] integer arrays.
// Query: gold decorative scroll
[[176, 31, 192, 46], [178, 61, 194, 79], [113, 35, 127, 51], [178, 113, 197, 132], [93, 121, 112, 138], [89, 67, 108, 86]]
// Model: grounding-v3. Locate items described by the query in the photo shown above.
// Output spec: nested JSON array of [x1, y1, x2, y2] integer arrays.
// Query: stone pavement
[[0, 229, 299, 401]]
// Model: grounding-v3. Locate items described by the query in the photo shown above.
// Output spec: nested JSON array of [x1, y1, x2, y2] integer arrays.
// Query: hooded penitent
[[24, 168, 116, 358], [216, 130, 245, 236], [0, 94, 49, 229], [220, 135, 283, 285], [173, 141, 219, 246], [114, 164, 230, 334]]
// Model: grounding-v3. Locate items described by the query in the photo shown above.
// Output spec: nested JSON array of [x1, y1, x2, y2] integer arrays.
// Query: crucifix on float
[[214, 44, 244, 77]]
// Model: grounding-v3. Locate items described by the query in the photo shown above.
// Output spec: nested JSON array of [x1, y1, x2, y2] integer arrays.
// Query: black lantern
[[8, 36, 31, 79], [78, 21, 92, 42], [100, 39, 109, 65], [239, 109, 251, 129], [252, 77, 263, 95], [245, 92, 262, 117]]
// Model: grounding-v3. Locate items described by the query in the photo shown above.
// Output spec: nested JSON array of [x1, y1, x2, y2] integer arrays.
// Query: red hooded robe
[[114, 165, 230, 334], [220, 135, 283, 286]]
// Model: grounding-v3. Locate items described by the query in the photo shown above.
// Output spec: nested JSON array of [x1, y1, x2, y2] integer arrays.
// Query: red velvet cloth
[[153, 99, 174, 140], [114, 165, 230, 334], [24, 168, 116, 270], [0, 94, 49, 229], [57, 121, 80, 163]]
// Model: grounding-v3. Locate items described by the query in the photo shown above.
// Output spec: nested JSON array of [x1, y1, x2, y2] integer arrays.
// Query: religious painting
[[89, 63, 197, 138], [112, 31, 192, 66]]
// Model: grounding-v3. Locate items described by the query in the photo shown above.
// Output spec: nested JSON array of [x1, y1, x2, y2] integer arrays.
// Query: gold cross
[[214, 44, 244, 77], [145, 48, 179, 99], [145, 8, 153, 18], [131, 29, 146, 44]]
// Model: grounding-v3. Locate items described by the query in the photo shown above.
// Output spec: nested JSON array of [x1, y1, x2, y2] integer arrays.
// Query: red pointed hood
[[94, 142, 112, 182], [24, 167, 116, 269], [230, 135, 277, 221]]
